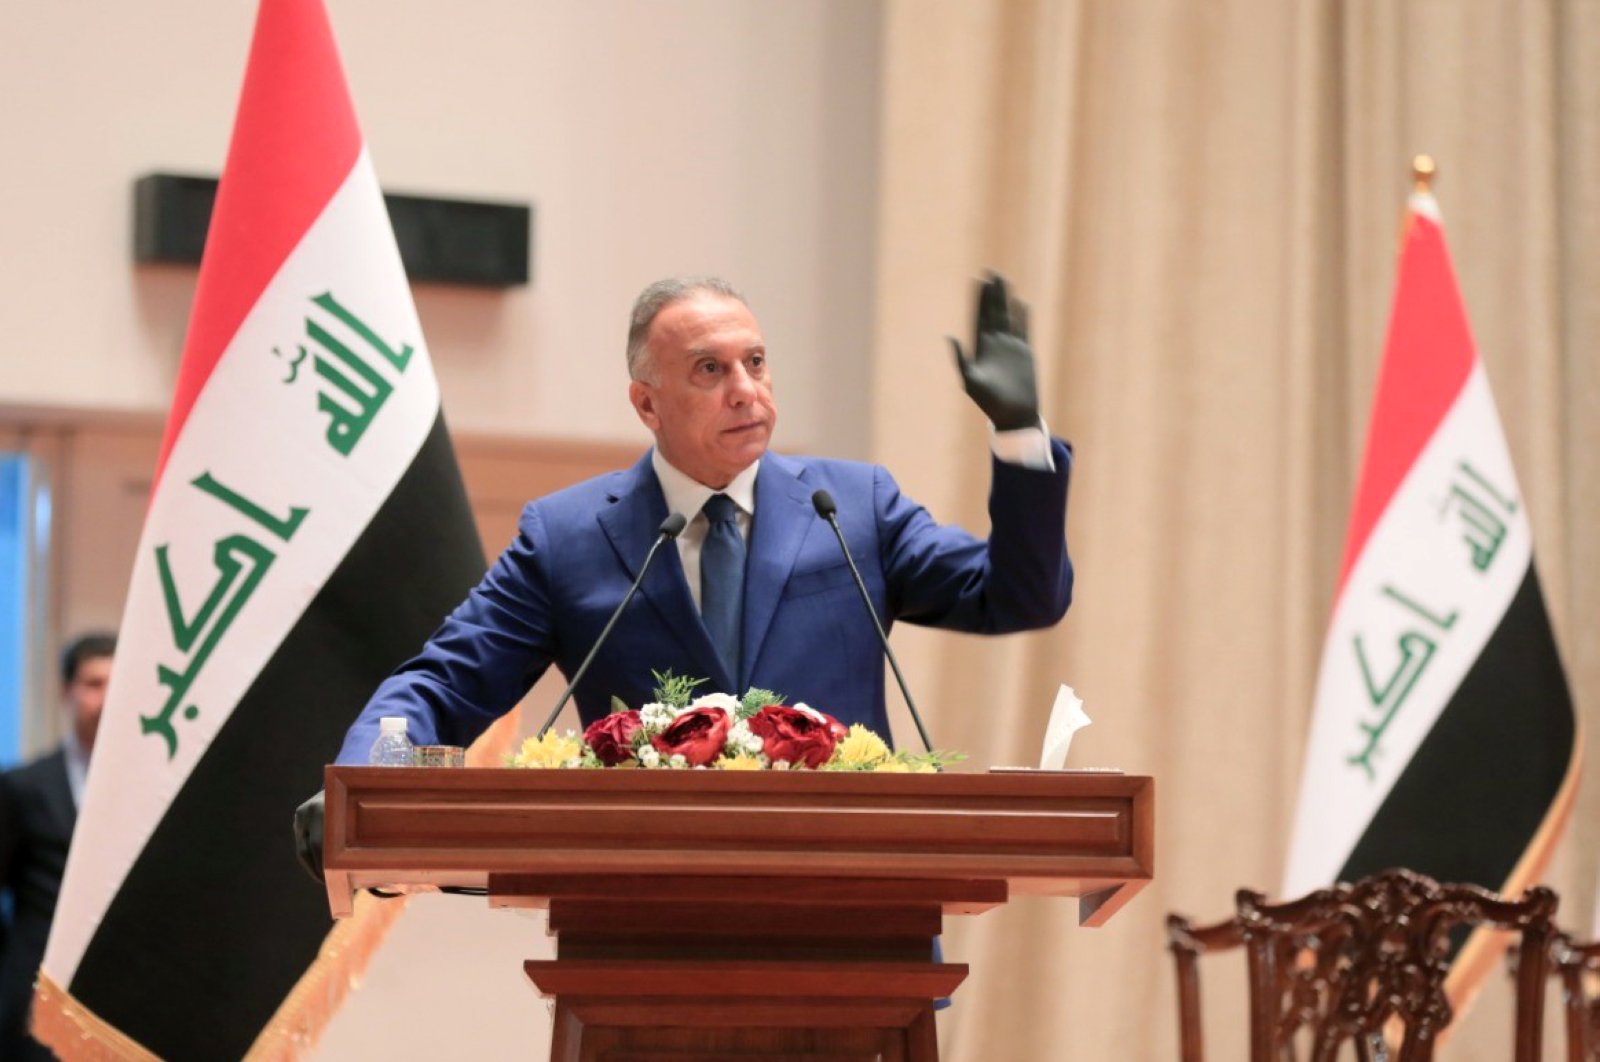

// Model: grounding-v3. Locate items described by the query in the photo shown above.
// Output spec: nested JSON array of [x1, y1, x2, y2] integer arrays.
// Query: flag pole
[[1412, 153, 1437, 195], [1396, 154, 1437, 252], [1395, 153, 1446, 251]]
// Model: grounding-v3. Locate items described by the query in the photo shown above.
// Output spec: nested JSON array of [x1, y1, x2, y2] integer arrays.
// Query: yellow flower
[[913, 763, 938, 774], [871, 760, 911, 773], [715, 754, 765, 770], [510, 730, 583, 769], [832, 724, 890, 769]]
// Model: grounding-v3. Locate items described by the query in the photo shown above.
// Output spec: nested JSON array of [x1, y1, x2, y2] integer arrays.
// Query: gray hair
[[626, 276, 747, 382]]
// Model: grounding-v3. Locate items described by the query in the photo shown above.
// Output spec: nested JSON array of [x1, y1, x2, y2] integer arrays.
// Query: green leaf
[[738, 687, 784, 719], [650, 668, 706, 708], [893, 749, 969, 773]]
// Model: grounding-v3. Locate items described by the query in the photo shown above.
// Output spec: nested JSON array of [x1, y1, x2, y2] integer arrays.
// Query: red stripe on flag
[[155, 0, 362, 483], [1335, 212, 1477, 594]]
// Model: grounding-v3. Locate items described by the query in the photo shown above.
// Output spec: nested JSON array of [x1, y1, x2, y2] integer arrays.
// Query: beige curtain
[[871, 1, 1600, 1057]]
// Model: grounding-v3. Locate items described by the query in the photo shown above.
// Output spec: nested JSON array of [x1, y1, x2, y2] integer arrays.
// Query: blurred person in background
[[0, 631, 116, 1061]]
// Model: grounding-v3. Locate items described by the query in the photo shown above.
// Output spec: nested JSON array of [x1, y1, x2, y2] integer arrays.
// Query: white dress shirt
[[651, 450, 759, 612], [63, 728, 90, 810]]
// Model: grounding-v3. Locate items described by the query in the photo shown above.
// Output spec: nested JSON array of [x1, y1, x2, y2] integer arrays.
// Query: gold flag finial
[[1412, 154, 1437, 194]]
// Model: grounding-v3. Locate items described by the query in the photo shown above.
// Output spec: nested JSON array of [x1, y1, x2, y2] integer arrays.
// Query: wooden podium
[[324, 767, 1153, 1061]]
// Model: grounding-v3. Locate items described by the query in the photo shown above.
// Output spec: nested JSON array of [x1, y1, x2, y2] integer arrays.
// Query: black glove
[[294, 789, 326, 884], [948, 273, 1041, 432]]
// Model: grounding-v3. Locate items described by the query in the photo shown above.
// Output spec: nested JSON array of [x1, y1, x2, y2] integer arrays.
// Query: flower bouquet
[[510, 670, 963, 773]]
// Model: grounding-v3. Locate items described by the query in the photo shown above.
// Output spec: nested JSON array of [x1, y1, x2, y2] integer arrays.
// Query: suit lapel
[[597, 451, 734, 691], [741, 454, 816, 689]]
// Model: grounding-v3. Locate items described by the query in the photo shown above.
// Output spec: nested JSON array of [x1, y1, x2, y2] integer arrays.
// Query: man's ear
[[629, 380, 659, 432]]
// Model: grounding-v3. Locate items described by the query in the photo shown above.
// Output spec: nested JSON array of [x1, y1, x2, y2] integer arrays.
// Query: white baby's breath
[[637, 746, 662, 768], [639, 703, 675, 733], [726, 719, 765, 757], [668, 753, 688, 769]]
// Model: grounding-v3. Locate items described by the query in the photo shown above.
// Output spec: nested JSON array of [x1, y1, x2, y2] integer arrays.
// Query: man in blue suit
[[340, 273, 1069, 759], [297, 274, 1071, 870]]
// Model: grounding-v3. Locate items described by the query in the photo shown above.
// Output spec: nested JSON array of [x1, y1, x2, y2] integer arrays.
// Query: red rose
[[651, 707, 731, 767], [748, 705, 839, 768], [584, 710, 642, 766]]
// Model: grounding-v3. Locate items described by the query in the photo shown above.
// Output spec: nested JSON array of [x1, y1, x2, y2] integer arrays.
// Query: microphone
[[811, 489, 935, 754], [536, 512, 688, 737]]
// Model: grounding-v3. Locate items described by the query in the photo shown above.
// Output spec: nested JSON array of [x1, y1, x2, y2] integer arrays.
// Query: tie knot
[[703, 493, 739, 526]]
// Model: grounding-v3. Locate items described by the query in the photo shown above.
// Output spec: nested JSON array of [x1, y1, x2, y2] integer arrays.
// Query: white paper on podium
[[1039, 684, 1091, 770]]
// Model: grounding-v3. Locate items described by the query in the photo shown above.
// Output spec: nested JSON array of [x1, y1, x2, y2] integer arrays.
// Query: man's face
[[628, 292, 777, 488], [66, 654, 113, 754]]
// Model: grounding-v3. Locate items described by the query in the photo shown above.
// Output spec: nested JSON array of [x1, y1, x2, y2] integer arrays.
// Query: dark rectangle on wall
[[132, 172, 532, 288]]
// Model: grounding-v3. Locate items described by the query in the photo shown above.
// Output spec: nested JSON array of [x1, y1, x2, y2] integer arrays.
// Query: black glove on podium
[[294, 788, 326, 884]]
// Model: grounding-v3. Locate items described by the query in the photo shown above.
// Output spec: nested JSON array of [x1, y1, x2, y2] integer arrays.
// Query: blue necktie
[[700, 493, 745, 682]]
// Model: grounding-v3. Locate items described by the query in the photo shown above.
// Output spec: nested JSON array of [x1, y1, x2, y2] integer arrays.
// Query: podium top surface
[[324, 767, 1152, 914], [322, 767, 1153, 920]]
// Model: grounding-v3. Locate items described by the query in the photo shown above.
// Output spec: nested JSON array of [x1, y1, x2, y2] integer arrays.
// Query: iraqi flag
[[1283, 186, 1579, 996], [32, 1, 485, 1057]]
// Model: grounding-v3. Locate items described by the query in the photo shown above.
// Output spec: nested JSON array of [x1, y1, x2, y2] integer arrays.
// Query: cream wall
[[0, 0, 880, 458], [1, 2, 884, 1059]]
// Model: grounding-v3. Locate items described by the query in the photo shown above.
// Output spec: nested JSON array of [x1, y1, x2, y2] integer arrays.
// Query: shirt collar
[[63, 728, 90, 809], [650, 449, 760, 522]]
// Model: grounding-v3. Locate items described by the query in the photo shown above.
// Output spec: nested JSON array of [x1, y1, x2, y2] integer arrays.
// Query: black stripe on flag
[[1337, 564, 1574, 893], [68, 414, 485, 1061]]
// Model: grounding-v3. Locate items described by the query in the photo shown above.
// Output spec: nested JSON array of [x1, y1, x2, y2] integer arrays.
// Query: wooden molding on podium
[[323, 767, 1154, 1060]]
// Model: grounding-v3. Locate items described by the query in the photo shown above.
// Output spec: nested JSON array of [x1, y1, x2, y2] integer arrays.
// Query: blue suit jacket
[[336, 442, 1073, 763]]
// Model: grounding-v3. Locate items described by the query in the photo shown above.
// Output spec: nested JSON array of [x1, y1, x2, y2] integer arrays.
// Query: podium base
[[528, 959, 961, 1061]]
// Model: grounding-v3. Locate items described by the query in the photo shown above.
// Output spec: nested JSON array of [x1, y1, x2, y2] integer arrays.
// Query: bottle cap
[[379, 716, 408, 734]]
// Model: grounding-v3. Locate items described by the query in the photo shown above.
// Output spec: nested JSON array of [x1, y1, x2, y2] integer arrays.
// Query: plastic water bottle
[[368, 716, 414, 766]]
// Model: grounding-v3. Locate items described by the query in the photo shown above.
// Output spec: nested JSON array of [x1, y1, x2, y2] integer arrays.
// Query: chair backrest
[[1554, 934, 1600, 1061], [1235, 868, 1557, 1062], [1166, 912, 1244, 1062], [1167, 907, 1361, 1061]]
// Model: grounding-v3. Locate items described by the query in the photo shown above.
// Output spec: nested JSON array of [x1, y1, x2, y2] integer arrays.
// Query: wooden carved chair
[[1554, 933, 1600, 1060], [1237, 868, 1556, 1062], [1168, 868, 1558, 1062], [1167, 910, 1253, 1062], [1167, 903, 1381, 1061]]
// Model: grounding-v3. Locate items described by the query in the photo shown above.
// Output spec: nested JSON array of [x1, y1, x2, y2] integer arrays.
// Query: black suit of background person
[[0, 632, 115, 1061]]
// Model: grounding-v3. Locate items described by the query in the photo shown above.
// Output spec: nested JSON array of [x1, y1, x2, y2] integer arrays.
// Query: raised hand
[[948, 273, 1040, 432]]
